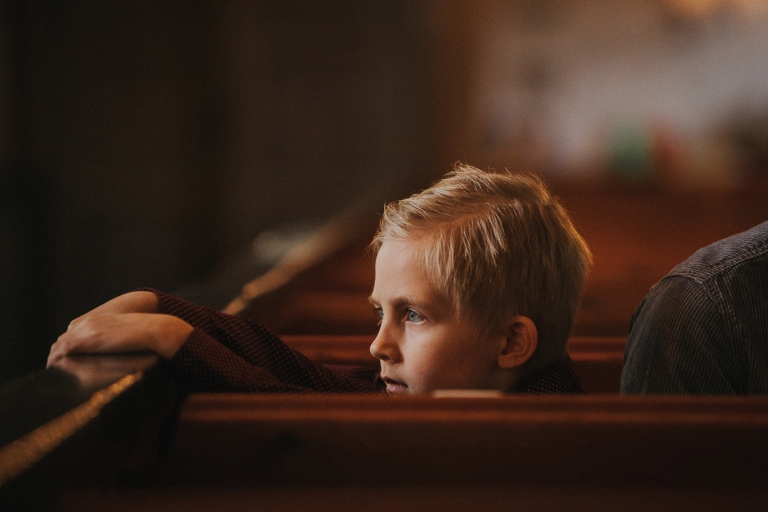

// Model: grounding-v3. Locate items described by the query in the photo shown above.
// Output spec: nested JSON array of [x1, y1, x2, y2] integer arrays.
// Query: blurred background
[[2, 0, 768, 384]]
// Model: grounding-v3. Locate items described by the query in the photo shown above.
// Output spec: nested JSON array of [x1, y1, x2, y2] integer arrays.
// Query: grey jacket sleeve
[[621, 276, 744, 394]]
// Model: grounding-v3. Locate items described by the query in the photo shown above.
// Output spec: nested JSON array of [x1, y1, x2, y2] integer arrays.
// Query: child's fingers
[[48, 315, 115, 365], [47, 334, 75, 367]]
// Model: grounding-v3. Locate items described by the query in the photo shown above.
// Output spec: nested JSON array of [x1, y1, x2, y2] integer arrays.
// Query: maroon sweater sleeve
[[141, 289, 383, 393], [517, 355, 583, 394]]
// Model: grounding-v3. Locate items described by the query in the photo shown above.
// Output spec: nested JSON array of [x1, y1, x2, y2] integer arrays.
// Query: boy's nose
[[370, 328, 401, 363]]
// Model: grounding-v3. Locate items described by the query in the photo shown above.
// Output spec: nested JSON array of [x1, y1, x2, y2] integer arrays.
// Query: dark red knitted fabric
[[518, 356, 583, 394], [146, 289, 582, 394]]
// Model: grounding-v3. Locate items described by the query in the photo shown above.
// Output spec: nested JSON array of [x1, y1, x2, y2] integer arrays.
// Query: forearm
[[69, 291, 160, 326]]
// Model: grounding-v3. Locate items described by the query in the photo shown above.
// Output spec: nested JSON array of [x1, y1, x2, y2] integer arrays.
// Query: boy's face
[[369, 239, 504, 395]]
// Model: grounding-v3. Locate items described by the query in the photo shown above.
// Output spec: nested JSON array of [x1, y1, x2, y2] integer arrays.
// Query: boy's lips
[[381, 376, 408, 394]]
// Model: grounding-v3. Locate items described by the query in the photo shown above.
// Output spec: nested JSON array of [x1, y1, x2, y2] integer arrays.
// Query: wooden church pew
[[163, 393, 768, 488], [0, 330, 619, 506], [564, 336, 625, 393], [51, 393, 768, 511], [54, 484, 768, 512]]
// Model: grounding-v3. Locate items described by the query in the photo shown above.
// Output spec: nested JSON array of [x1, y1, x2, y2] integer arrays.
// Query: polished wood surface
[[52, 394, 768, 510], [163, 393, 768, 487], [53, 485, 768, 512]]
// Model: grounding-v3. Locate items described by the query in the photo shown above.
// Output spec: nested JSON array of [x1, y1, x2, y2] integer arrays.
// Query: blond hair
[[371, 164, 591, 379]]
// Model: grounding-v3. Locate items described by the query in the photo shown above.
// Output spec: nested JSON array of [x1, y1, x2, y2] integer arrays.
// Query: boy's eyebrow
[[368, 294, 430, 310]]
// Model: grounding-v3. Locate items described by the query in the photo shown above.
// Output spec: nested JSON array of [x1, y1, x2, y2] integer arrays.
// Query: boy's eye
[[407, 309, 425, 323]]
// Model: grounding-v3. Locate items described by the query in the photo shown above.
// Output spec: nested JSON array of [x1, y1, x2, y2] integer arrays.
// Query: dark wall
[[0, 1, 450, 383]]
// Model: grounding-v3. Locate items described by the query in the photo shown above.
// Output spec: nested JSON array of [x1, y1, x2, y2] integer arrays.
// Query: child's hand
[[68, 291, 160, 320], [48, 312, 193, 366]]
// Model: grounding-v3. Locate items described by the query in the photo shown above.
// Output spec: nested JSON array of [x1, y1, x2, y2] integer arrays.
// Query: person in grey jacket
[[622, 221, 768, 394]]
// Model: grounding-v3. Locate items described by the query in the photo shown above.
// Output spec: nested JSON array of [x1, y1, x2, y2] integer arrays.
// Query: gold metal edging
[[0, 371, 142, 487]]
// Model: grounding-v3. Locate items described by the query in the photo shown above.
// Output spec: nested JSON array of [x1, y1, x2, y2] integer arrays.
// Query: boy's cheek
[[408, 359, 450, 393]]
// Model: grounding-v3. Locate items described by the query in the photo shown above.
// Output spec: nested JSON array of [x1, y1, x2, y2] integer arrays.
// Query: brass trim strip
[[0, 371, 142, 487]]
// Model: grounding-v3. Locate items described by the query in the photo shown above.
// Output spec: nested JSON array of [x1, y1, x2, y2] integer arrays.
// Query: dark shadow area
[[0, 1, 449, 384]]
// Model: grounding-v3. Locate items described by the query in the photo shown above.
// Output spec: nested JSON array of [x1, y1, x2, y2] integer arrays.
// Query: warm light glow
[[669, 0, 768, 18], [670, 0, 722, 17]]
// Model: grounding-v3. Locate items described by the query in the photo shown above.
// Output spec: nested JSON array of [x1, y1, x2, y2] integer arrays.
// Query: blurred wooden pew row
[[283, 334, 625, 393], [54, 393, 768, 510]]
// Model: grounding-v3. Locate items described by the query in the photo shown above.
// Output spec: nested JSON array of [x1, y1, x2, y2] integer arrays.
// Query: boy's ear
[[497, 316, 538, 369]]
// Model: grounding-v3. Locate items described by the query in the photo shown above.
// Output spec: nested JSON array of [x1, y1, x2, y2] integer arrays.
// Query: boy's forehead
[[374, 239, 426, 280], [371, 240, 452, 309]]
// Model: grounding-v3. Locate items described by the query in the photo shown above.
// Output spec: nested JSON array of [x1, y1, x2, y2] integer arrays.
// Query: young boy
[[48, 164, 591, 394]]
